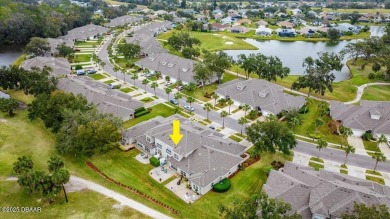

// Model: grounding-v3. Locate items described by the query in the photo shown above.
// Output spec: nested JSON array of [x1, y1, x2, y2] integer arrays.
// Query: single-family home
[[21, 57, 71, 77], [256, 20, 268, 27], [58, 77, 143, 121], [255, 26, 272, 36], [230, 25, 250, 34], [333, 23, 359, 34], [154, 10, 168, 16], [215, 79, 305, 116], [211, 23, 230, 31], [263, 162, 390, 219], [196, 14, 207, 21], [106, 15, 143, 27], [125, 34, 167, 57], [59, 24, 109, 42], [277, 20, 294, 29], [136, 53, 217, 85], [277, 28, 296, 37], [330, 100, 390, 139], [221, 17, 236, 25], [235, 18, 252, 25], [122, 115, 247, 195], [298, 27, 317, 37]]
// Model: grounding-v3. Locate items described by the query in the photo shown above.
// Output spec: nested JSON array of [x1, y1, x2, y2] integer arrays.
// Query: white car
[[387, 140, 390, 148], [164, 81, 172, 86], [184, 105, 195, 112]]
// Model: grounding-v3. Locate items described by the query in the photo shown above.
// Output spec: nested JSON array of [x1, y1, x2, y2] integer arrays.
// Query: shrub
[[135, 107, 146, 114], [362, 131, 373, 141], [271, 160, 284, 170], [368, 73, 376, 80], [248, 110, 257, 120], [75, 65, 83, 70], [213, 178, 231, 193], [135, 110, 150, 118], [308, 133, 322, 140], [299, 106, 309, 114], [264, 165, 273, 176], [149, 157, 160, 167]]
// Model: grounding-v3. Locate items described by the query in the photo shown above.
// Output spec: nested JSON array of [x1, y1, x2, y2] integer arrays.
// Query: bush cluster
[[212, 178, 231, 193]]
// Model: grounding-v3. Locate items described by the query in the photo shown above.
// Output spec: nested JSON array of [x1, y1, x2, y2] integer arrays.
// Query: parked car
[[184, 105, 195, 111], [87, 69, 97, 74], [209, 126, 216, 130], [170, 99, 178, 105], [164, 81, 172, 86], [76, 70, 85, 75], [176, 86, 183, 91], [387, 140, 390, 148]]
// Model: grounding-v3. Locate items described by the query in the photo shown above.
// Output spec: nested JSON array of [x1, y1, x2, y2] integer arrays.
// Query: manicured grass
[[310, 157, 324, 163], [231, 108, 241, 114], [72, 54, 92, 63], [363, 140, 380, 152], [12, 54, 27, 67], [0, 181, 150, 219], [366, 170, 382, 176], [290, 99, 345, 145], [228, 135, 242, 142], [157, 30, 258, 51], [104, 0, 129, 5], [75, 41, 98, 47], [1, 89, 35, 104], [140, 97, 154, 103], [89, 74, 106, 80], [366, 175, 385, 185], [248, 31, 370, 42], [340, 169, 348, 175], [132, 93, 143, 97], [361, 85, 390, 101], [341, 164, 348, 169], [235, 133, 246, 139], [123, 103, 175, 128], [120, 87, 134, 93], [317, 8, 390, 13], [147, 76, 158, 81], [309, 161, 324, 171], [104, 79, 116, 84]]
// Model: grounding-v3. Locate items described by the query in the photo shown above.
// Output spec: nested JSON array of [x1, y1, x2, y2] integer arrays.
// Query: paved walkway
[[344, 82, 390, 104], [67, 176, 172, 219], [347, 136, 368, 156], [378, 142, 390, 157]]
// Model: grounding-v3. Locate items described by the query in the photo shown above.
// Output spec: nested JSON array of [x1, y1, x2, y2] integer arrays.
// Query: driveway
[[378, 142, 390, 158], [347, 136, 368, 156]]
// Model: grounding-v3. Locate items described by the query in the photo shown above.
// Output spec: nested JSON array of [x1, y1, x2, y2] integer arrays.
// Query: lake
[[0, 45, 23, 67], [224, 26, 384, 82]]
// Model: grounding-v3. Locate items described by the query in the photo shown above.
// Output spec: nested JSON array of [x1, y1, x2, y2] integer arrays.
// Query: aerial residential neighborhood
[[1, 0, 390, 219]]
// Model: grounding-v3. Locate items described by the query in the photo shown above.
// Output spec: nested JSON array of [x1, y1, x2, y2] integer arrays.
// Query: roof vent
[[369, 108, 381, 120], [149, 57, 156, 61], [236, 85, 245, 90], [168, 63, 174, 67], [161, 61, 167, 65], [182, 68, 188, 72], [258, 89, 269, 98]]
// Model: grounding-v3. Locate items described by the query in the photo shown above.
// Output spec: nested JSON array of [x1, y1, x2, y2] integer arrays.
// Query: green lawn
[[75, 41, 98, 47], [157, 30, 258, 52], [89, 74, 106, 80], [361, 85, 390, 101], [366, 175, 385, 185], [340, 169, 348, 174], [317, 8, 390, 13], [72, 54, 92, 63], [122, 103, 174, 128], [340, 164, 348, 175], [363, 140, 380, 152], [228, 135, 242, 142], [104, 79, 116, 84], [0, 182, 149, 219], [140, 97, 154, 103], [309, 161, 324, 171], [290, 99, 344, 145], [366, 170, 382, 176], [120, 87, 134, 93], [310, 157, 324, 163]]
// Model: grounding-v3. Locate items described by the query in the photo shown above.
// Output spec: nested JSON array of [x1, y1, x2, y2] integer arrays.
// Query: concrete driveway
[[378, 142, 390, 157], [347, 136, 368, 156]]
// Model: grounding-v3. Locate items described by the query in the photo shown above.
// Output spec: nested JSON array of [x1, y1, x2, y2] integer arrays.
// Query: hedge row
[[149, 157, 160, 167], [135, 110, 150, 118], [213, 178, 231, 193], [86, 162, 180, 215], [135, 107, 146, 114]]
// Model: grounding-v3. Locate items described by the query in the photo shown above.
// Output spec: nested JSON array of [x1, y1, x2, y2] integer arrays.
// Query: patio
[[135, 152, 150, 164], [149, 165, 175, 183], [165, 177, 201, 204]]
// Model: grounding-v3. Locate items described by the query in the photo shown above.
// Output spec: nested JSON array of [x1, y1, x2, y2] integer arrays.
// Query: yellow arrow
[[170, 120, 183, 145]]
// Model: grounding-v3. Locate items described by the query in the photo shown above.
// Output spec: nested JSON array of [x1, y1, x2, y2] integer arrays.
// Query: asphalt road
[[97, 28, 390, 174]]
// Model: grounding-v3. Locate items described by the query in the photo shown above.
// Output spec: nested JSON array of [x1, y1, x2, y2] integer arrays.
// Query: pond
[[224, 26, 384, 82], [0, 45, 23, 67]]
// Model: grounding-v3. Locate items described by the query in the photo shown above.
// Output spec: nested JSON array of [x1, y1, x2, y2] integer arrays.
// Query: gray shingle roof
[[58, 77, 143, 120], [216, 79, 306, 114], [59, 24, 109, 42], [125, 34, 167, 56], [263, 162, 390, 219], [0, 91, 10, 99], [47, 38, 74, 55], [106, 15, 143, 27], [133, 21, 172, 37], [21, 57, 71, 76], [330, 100, 390, 135]]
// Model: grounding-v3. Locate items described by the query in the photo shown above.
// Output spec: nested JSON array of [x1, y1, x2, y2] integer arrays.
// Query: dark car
[[209, 126, 216, 130], [170, 99, 178, 105]]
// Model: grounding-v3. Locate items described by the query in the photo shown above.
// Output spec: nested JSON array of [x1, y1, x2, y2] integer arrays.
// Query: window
[[166, 148, 171, 155], [180, 170, 186, 177], [137, 142, 143, 148], [146, 137, 151, 142], [174, 154, 179, 160], [157, 143, 162, 149]]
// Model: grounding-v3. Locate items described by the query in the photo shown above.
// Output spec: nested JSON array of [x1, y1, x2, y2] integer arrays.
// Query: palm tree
[[341, 126, 353, 148], [212, 93, 218, 107], [113, 66, 119, 78], [101, 61, 106, 71], [165, 87, 172, 100], [316, 138, 328, 158], [315, 118, 324, 133], [377, 134, 388, 150], [217, 98, 226, 108], [142, 79, 149, 92], [174, 92, 183, 107], [151, 81, 158, 97], [186, 82, 197, 93], [227, 99, 234, 114], [220, 110, 228, 128], [242, 104, 251, 118], [203, 103, 212, 120], [131, 72, 138, 86], [186, 96, 195, 107], [238, 117, 248, 135], [372, 151, 386, 172], [344, 144, 355, 165]]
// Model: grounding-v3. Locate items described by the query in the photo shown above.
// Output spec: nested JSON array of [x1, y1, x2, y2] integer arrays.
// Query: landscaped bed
[[228, 135, 242, 142], [89, 74, 106, 80], [123, 103, 174, 128], [120, 87, 134, 93]]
